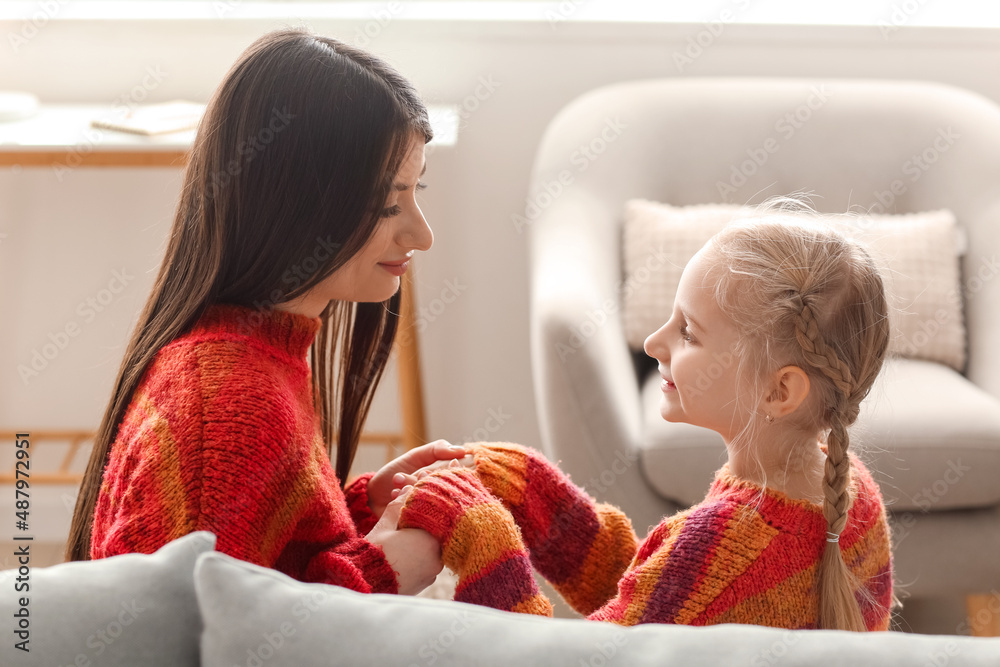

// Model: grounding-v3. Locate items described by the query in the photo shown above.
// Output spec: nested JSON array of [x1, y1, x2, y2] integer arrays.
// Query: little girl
[[393, 216, 895, 631]]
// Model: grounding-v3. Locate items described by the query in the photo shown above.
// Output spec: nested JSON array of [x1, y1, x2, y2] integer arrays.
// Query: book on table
[[90, 100, 205, 136]]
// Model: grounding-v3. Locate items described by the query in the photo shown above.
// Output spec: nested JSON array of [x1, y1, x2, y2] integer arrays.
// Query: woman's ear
[[764, 365, 811, 419]]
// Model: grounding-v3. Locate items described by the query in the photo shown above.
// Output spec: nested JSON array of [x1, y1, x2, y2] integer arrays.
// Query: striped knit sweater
[[399, 442, 893, 630], [90, 302, 398, 594]]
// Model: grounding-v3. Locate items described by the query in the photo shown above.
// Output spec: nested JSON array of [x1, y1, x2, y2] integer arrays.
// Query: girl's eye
[[679, 325, 693, 343], [380, 204, 402, 218]]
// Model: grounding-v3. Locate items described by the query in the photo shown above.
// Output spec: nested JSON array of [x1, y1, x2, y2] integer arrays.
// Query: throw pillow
[[622, 201, 966, 371]]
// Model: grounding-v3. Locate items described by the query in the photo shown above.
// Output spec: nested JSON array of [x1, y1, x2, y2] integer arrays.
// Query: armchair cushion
[[622, 200, 967, 371], [639, 358, 1000, 512]]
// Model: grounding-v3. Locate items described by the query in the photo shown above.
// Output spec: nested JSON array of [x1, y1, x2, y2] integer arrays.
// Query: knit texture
[[472, 442, 639, 616], [459, 442, 893, 629], [398, 467, 554, 616], [90, 302, 398, 594]]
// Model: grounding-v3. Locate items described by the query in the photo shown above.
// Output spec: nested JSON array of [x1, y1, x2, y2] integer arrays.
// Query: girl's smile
[[643, 247, 747, 442]]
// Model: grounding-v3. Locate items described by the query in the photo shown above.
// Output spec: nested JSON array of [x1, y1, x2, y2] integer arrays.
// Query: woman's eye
[[380, 204, 402, 218], [416, 181, 428, 191]]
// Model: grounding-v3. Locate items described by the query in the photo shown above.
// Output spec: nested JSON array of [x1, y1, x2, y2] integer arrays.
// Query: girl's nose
[[644, 321, 671, 362], [644, 329, 662, 360]]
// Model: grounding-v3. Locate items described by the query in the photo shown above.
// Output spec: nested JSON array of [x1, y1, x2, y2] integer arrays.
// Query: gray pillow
[[0, 530, 215, 667], [194, 550, 1000, 667]]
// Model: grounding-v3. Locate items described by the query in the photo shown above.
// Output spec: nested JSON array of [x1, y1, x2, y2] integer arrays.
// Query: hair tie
[[826, 531, 840, 543]]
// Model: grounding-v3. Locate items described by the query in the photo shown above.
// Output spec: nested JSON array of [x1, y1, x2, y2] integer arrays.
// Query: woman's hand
[[388, 455, 475, 501], [366, 440, 469, 519], [365, 487, 443, 595]]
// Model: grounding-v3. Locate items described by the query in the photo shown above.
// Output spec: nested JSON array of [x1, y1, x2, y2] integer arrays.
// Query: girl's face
[[643, 248, 754, 442], [278, 135, 432, 317]]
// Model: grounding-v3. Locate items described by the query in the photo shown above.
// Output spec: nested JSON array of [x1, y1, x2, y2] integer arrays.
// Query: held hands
[[362, 440, 474, 596], [388, 455, 475, 502], [364, 486, 443, 596], [393, 465, 555, 616], [366, 439, 469, 519], [388, 441, 543, 503]]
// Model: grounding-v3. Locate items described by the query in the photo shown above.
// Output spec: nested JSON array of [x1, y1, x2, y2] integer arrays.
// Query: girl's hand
[[367, 440, 469, 519], [388, 456, 475, 501], [365, 486, 442, 595]]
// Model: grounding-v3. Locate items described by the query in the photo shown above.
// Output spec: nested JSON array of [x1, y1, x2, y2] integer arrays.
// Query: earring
[[764, 413, 774, 423]]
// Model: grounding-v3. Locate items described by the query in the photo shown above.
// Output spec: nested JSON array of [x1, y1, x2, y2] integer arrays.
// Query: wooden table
[[0, 103, 458, 167]]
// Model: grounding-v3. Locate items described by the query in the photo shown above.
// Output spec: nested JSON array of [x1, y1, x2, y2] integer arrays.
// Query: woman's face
[[277, 135, 432, 317], [643, 247, 753, 442]]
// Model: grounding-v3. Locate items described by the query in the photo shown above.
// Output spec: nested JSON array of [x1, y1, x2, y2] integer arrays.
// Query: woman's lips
[[378, 260, 409, 277]]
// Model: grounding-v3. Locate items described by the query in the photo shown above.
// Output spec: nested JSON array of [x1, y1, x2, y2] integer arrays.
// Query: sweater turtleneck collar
[[186, 302, 322, 361]]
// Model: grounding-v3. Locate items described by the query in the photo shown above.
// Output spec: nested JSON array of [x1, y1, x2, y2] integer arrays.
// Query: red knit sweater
[[90, 303, 398, 594]]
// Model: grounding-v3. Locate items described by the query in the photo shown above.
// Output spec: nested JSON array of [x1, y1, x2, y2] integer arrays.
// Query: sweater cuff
[[347, 538, 400, 595], [305, 537, 400, 595], [343, 472, 380, 535]]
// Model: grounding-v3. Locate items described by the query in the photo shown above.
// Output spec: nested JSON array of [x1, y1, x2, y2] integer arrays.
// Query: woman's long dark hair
[[65, 28, 433, 561]]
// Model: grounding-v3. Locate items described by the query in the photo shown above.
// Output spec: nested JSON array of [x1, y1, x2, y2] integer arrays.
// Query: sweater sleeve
[[468, 442, 639, 615], [343, 472, 381, 535], [397, 467, 553, 616], [193, 388, 399, 594], [585, 501, 778, 625]]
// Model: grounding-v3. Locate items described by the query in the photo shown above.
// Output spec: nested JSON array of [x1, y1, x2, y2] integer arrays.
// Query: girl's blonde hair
[[703, 204, 890, 631]]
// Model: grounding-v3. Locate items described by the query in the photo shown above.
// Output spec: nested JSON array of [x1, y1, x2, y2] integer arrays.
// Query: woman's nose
[[403, 209, 433, 252]]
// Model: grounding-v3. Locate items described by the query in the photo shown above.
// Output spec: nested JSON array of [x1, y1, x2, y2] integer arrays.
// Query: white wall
[[2, 11, 1000, 545]]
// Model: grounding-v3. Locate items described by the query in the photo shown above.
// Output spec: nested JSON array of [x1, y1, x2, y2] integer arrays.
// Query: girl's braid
[[793, 300, 858, 537]]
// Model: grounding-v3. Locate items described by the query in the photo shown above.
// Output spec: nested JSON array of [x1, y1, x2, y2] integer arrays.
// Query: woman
[[65, 27, 465, 595]]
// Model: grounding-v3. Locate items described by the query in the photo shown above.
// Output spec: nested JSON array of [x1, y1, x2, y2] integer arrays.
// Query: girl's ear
[[764, 365, 811, 419]]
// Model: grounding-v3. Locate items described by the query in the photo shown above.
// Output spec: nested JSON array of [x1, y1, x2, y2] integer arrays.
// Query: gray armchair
[[527, 78, 1000, 630]]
